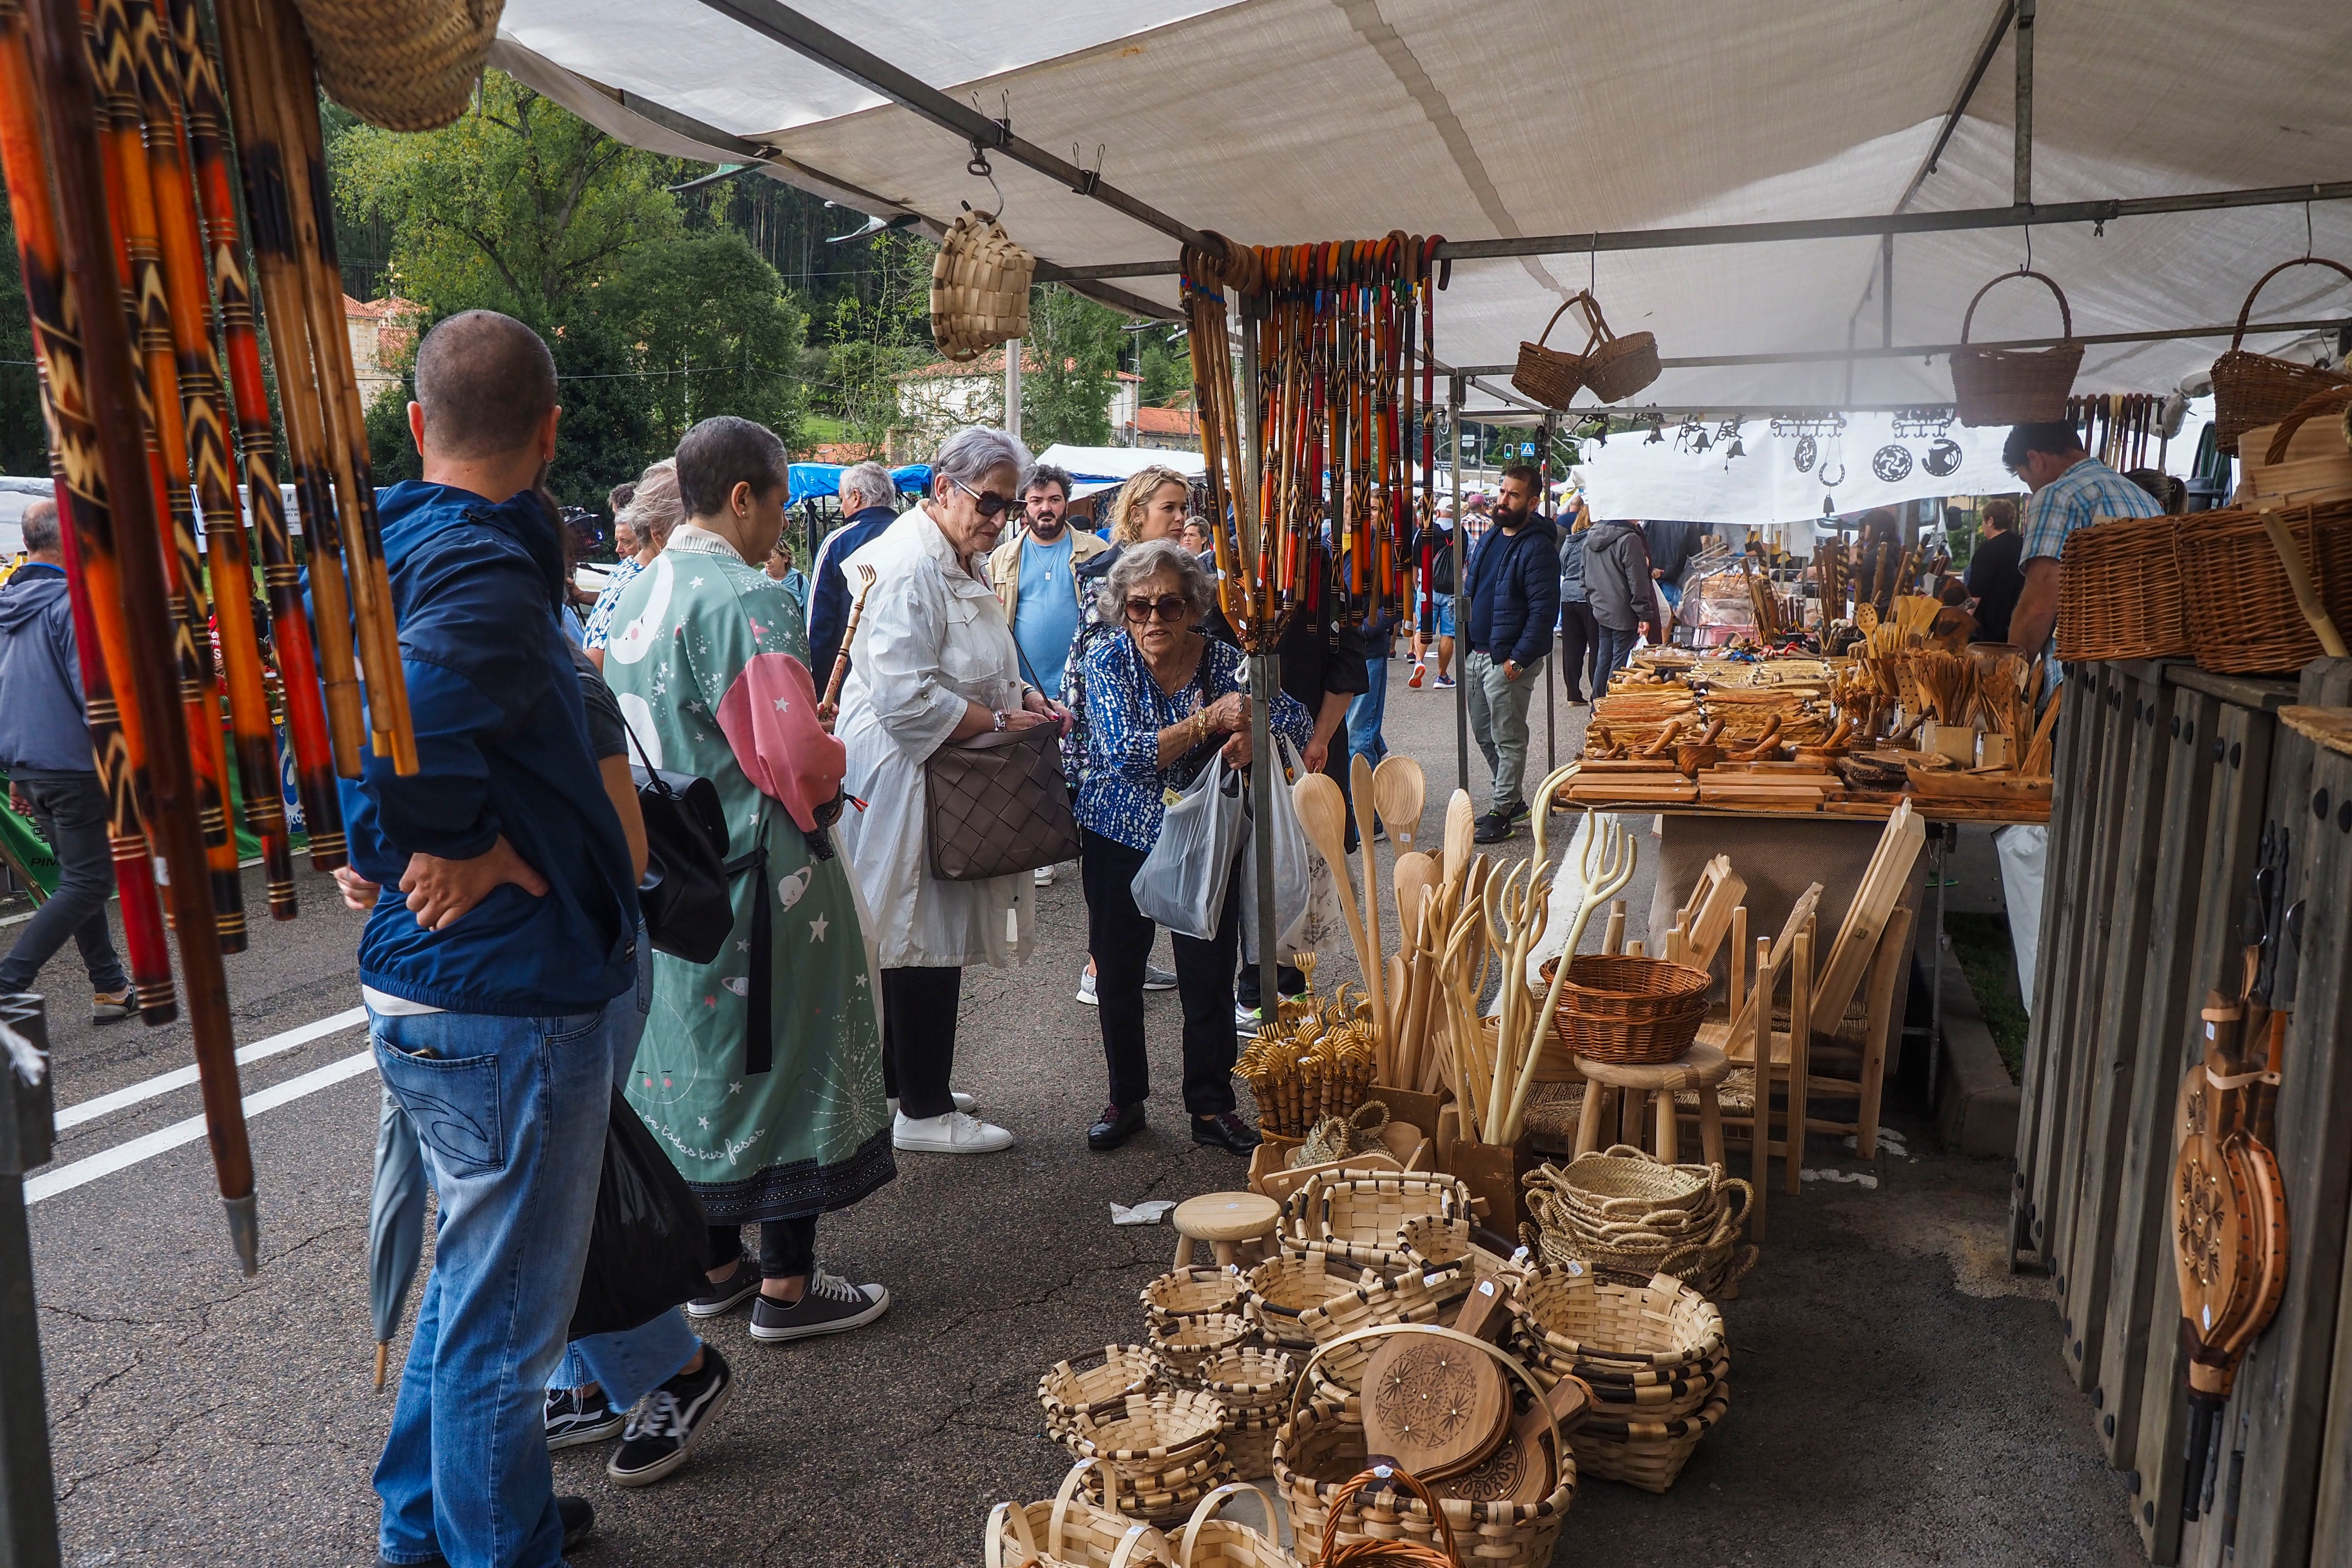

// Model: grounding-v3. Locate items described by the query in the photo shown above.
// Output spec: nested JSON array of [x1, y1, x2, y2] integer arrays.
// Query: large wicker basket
[[2211, 258, 2352, 455], [1141, 1266, 1246, 1331], [1948, 270, 2082, 426], [1040, 1346, 1163, 1442], [1242, 1252, 1363, 1350], [2056, 513, 2189, 662], [2173, 501, 2352, 673], [1071, 1389, 1234, 1520], [292, 0, 503, 132], [1543, 954, 1712, 1066], [1282, 1170, 1472, 1271], [931, 209, 1035, 363], [1146, 1313, 1256, 1382], [1512, 298, 1590, 409], [1296, 1268, 1467, 1410]]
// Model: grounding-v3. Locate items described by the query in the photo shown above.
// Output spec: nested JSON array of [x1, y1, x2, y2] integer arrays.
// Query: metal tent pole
[[1240, 314, 1281, 1021], [1004, 340, 1022, 441], [1450, 377, 1468, 796], [2014, 0, 2036, 206], [0, 996, 60, 1568]]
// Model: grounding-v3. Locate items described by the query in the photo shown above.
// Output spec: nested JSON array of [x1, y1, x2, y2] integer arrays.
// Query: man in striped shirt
[[2003, 421, 2166, 674]]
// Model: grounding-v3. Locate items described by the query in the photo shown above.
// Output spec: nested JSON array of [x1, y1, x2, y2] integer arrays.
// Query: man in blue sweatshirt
[[0, 499, 130, 1018], [342, 311, 639, 1568], [1462, 465, 1560, 843]]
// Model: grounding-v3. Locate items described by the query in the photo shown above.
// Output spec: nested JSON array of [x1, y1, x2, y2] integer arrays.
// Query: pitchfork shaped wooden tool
[[819, 564, 877, 724]]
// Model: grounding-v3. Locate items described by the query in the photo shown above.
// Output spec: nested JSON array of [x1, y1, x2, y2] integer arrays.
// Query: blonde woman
[[1066, 465, 1194, 1007], [585, 459, 681, 667]]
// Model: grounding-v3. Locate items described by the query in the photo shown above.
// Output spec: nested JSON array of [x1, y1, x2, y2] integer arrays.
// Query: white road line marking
[[26, 1047, 377, 1205], [54, 1006, 369, 1130]]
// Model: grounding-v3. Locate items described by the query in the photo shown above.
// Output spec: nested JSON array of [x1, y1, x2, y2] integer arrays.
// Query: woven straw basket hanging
[[2210, 257, 2352, 455], [932, 209, 1035, 363], [1947, 269, 2082, 426], [291, 0, 505, 133]]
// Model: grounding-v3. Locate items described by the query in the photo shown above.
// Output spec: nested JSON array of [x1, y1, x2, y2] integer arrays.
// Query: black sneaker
[[605, 1347, 733, 1488], [1472, 810, 1514, 844], [559, 1495, 595, 1551], [748, 1268, 889, 1343], [544, 1385, 624, 1449], [686, 1253, 760, 1318]]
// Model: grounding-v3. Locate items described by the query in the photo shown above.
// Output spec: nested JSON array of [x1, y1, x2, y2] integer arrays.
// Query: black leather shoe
[[1088, 1102, 1147, 1151], [1191, 1111, 1261, 1154], [559, 1496, 595, 1553]]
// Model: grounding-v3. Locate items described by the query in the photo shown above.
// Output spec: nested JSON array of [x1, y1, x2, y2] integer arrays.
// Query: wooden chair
[[1171, 1192, 1281, 1269]]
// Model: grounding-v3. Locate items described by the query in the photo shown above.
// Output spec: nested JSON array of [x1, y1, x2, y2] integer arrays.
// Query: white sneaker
[[1076, 968, 1098, 1006], [890, 1092, 979, 1113], [893, 1109, 1014, 1153], [1034, 863, 1057, 887]]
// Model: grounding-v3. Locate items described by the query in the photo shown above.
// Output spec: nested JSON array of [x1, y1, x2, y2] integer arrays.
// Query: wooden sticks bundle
[[1181, 236, 1442, 652], [1, 0, 420, 1269]]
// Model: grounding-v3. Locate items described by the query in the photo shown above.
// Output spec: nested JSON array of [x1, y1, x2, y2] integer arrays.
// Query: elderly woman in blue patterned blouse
[[1075, 539, 1310, 1155]]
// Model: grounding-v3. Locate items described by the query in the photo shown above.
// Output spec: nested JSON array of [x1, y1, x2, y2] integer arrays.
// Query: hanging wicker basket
[[1512, 299, 1592, 410], [291, 0, 504, 133], [932, 208, 1035, 363], [1947, 270, 2082, 426], [2210, 258, 2352, 455]]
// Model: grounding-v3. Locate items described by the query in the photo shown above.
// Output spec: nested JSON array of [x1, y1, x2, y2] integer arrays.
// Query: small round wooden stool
[[1571, 1043, 1730, 1167], [1170, 1192, 1281, 1269]]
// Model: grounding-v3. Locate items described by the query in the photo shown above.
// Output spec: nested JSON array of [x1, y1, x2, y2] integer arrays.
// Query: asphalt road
[[8, 652, 2140, 1567]]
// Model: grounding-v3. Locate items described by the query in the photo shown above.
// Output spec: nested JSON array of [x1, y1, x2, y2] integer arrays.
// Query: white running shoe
[[1034, 863, 1057, 887], [1076, 968, 1098, 1005], [893, 1109, 1015, 1153]]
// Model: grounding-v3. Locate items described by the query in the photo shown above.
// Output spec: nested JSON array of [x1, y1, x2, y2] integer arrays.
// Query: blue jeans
[[549, 926, 698, 1411], [372, 999, 622, 1568], [1348, 656, 1389, 770], [1594, 624, 1642, 688]]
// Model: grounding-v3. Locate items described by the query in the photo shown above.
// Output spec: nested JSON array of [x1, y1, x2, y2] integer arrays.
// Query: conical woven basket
[[932, 210, 1034, 362], [292, 0, 503, 132]]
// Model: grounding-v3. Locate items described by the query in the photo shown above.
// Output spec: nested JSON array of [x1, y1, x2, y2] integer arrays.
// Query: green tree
[[0, 189, 46, 478], [598, 230, 805, 451], [1138, 327, 1192, 409], [818, 231, 932, 451], [1021, 284, 1123, 449]]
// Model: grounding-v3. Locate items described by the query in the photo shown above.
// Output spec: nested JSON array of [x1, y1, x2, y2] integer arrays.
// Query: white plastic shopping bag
[[1240, 739, 1315, 966], [1130, 753, 1246, 940]]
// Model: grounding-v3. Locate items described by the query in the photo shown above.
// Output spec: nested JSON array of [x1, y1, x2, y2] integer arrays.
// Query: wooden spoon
[[1442, 789, 1476, 887], [1349, 754, 1388, 1072], [1372, 755, 1427, 854], [1294, 773, 1376, 997]]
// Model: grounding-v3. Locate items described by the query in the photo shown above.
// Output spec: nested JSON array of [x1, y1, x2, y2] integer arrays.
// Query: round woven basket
[[1272, 1396, 1575, 1568], [931, 209, 1034, 362], [1572, 1384, 1730, 1494], [1039, 1345, 1161, 1441], [291, 0, 503, 132], [1507, 1264, 1726, 1375], [1297, 1268, 1465, 1405], [1148, 1313, 1257, 1382], [1545, 955, 1712, 1066], [1243, 1253, 1361, 1349], [1142, 1266, 1246, 1329], [1284, 1170, 1472, 1271], [1072, 1389, 1233, 1518]]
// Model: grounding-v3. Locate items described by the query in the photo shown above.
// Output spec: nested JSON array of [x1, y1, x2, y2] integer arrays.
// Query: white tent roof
[[1034, 445, 1206, 484], [493, 1, 2352, 411]]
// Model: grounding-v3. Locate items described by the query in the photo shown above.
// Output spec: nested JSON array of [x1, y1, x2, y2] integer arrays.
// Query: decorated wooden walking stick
[[817, 564, 877, 725], [20, 0, 259, 1268]]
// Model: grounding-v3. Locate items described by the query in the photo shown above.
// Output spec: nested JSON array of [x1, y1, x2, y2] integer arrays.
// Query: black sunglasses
[[951, 476, 1017, 519], [1123, 595, 1191, 624]]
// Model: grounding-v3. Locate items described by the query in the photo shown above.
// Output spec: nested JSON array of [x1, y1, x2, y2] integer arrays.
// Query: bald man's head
[[412, 310, 557, 461]]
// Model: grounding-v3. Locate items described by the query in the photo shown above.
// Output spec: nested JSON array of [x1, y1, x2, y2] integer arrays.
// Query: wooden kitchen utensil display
[[2170, 832, 2298, 1521]]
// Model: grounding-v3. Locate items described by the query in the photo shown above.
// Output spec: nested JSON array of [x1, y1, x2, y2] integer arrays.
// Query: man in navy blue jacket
[[339, 310, 639, 1568], [1462, 465, 1560, 843], [803, 460, 899, 689]]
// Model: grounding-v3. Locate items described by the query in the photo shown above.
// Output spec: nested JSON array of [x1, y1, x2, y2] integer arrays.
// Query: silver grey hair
[[19, 499, 61, 556], [617, 458, 682, 544], [838, 460, 895, 511], [1098, 538, 1215, 624], [929, 426, 1032, 498]]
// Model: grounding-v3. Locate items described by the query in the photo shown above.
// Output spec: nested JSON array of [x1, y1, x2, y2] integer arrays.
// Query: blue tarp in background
[[787, 463, 931, 509]]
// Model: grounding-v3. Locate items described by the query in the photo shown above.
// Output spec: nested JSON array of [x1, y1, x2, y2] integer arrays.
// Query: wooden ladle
[[1372, 755, 1428, 854], [1294, 773, 1377, 1007]]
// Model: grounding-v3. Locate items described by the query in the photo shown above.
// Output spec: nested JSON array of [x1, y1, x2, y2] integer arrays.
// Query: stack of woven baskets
[[1522, 1147, 1756, 1299], [1069, 1388, 1233, 1522], [1509, 1262, 1729, 1494]]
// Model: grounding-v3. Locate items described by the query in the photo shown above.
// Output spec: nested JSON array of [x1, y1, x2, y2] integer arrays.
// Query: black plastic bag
[[568, 1089, 711, 1341]]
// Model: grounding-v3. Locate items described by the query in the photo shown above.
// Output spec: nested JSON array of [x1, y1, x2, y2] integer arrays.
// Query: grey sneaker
[[748, 1268, 889, 1343], [686, 1253, 760, 1318], [1144, 963, 1178, 991]]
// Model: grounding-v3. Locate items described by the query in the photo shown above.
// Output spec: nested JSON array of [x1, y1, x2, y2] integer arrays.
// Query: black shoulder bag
[[625, 722, 734, 964]]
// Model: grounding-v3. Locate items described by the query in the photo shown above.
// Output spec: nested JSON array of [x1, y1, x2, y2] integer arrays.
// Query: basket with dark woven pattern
[[1948, 270, 2082, 426], [2210, 258, 2352, 455], [2174, 502, 2352, 673], [2057, 513, 2189, 661], [1540, 955, 1712, 1066], [293, 0, 502, 132]]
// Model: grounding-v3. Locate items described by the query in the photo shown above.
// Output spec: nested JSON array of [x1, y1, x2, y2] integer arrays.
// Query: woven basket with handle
[[2173, 501, 2352, 672], [2056, 513, 2189, 662], [1521, 1150, 1757, 1298], [1512, 299, 1591, 409], [986, 1460, 1174, 1568], [292, 0, 503, 132], [2210, 257, 2352, 455], [932, 209, 1035, 362], [1948, 270, 2082, 426]]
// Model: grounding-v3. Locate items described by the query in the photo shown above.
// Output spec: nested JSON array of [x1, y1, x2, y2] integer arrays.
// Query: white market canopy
[[491, 1, 2352, 413], [1034, 445, 1207, 487]]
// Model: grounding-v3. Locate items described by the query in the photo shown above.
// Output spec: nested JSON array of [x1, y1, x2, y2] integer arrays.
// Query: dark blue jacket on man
[[806, 504, 899, 682], [0, 562, 93, 775], [1463, 516, 1561, 669], [328, 480, 637, 1016]]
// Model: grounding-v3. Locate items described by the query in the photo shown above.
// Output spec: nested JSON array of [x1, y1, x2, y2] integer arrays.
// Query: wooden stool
[[1571, 1043, 1730, 1168], [1171, 1192, 1281, 1269]]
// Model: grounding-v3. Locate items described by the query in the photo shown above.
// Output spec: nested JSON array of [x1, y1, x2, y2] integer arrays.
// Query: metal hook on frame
[[1070, 143, 1106, 199]]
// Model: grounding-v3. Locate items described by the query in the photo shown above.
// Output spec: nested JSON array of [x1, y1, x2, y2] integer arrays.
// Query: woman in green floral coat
[[603, 416, 896, 1344]]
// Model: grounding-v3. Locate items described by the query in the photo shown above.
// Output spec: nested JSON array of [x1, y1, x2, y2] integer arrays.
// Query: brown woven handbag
[[2210, 257, 2352, 455], [1948, 270, 2082, 426], [924, 725, 1082, 881]]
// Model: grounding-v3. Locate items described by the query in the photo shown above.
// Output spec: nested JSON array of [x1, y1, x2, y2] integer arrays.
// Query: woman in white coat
[[835, 427, 1068, 1153]]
